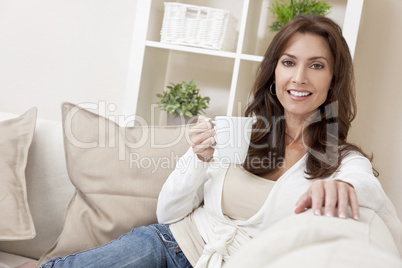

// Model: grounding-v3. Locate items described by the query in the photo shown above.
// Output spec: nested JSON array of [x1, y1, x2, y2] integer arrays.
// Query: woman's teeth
[[289, 90, 311, 97]]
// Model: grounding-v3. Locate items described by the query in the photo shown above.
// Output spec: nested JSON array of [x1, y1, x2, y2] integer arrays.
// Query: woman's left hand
[[294, 179, 360, 221]]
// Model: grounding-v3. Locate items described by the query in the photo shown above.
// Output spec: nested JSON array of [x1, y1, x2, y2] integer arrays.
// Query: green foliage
[[269, 0, 332, 31], [156, 79, 210, 118]]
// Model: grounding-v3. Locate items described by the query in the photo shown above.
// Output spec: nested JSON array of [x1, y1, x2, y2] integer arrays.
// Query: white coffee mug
[[212, 116, 254, 164]]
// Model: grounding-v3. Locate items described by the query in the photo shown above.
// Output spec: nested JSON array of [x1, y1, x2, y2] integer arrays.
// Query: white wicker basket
[[160, 2, 237, 51]]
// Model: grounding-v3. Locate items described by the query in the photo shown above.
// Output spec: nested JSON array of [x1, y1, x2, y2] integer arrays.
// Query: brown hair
[[243, 15, 376, 179]]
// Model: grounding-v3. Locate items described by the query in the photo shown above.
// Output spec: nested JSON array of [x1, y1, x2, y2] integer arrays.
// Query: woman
[[28, 14, 395, 268]]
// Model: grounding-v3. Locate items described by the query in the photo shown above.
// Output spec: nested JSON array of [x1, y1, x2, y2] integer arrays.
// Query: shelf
[[145, 41, 264, 62], [239, 54, 264, 62], [146, 41, 238, 59]]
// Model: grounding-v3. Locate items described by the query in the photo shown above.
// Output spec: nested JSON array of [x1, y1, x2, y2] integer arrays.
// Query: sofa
[[0, 103, 193, 267], [0, 103, 402, 268]]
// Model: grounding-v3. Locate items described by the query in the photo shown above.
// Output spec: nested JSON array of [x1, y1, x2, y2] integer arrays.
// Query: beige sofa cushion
[[0, 251, 36, 268], [39, 102, 191, 264], [0, 112, 74, 260], [0, 108, 37, 241]]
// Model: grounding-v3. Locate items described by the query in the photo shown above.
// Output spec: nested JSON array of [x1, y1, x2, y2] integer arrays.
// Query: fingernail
[[354, 215, 360, 221], [314, 209, 321, 216], [326, 211, 333, 217], [339, 212, 346, 219]]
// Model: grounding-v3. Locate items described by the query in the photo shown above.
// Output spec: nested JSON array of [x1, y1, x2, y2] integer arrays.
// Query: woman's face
[[274, 33, 334, 120]]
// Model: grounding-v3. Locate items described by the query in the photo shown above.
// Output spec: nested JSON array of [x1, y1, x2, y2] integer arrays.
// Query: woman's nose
[[292, 66, 308, 85]]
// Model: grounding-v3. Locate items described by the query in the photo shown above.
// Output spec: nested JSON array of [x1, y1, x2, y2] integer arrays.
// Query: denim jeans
[[39, 224, 192, 268]]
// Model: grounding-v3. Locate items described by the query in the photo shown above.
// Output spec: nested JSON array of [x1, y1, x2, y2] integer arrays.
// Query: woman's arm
[[157, 116, 216, 224], [330, 153, 388, 212], [295, 152, 387, 220], [156, 147, 210, 224]]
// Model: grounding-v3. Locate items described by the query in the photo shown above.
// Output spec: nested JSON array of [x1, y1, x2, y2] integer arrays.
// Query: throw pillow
[[38, 102, 191, 263], [0, 107, 37, 241]]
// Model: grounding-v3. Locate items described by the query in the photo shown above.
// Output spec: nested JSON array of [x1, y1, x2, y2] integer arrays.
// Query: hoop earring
[[270, 83, 276, 96], [327, 88, 332, 101]]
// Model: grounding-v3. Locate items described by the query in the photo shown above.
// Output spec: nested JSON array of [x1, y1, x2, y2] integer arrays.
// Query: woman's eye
[[311, 63, 324, 70], [282, 60, 294, 67]]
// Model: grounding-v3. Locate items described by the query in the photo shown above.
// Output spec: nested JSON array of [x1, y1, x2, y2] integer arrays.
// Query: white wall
[[0, 0, 137, 120], [350, 0, 402, 219]]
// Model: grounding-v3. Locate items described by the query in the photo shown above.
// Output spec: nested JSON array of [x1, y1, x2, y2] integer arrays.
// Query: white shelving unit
[[123, 0, 364, 125]]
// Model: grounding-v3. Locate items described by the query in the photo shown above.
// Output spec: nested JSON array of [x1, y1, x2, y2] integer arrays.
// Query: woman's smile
[[287, 89, 312, 99]]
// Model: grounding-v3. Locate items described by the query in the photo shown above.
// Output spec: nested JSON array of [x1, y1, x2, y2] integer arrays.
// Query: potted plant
[[156, 79, 210, 125], [269, 0, 332, 31]]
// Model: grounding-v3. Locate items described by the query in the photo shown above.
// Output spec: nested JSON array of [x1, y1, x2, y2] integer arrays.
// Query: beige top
[[170, 164, 275, 266]]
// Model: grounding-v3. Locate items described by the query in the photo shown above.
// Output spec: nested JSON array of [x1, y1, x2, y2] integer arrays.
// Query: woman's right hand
[[189, 115, 216, 162]]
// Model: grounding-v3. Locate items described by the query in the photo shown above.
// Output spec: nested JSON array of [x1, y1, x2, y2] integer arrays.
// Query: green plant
[[269, 0, 332, 31], [156, 79, 210, 118]]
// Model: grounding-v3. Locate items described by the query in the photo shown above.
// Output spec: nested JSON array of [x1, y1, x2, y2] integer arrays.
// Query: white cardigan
[[157, 148, 402, 267]]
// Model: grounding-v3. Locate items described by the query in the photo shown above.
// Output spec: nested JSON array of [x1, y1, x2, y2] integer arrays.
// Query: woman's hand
[[189, 115, 216, 162], [294, 179, 360, 220]]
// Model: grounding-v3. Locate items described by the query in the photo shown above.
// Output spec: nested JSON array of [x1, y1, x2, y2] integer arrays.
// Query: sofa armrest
[[227, 208, 402, 267]]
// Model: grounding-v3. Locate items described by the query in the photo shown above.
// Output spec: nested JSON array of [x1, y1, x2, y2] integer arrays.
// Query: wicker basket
[[160, 2, 237, 51]]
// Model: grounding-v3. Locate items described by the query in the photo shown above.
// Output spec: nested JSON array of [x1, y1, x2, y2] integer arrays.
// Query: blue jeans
[[39, 224, 192, 268]]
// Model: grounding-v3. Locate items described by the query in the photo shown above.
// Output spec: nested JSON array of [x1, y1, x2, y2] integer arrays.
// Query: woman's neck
[[284, 112, 308, 146]]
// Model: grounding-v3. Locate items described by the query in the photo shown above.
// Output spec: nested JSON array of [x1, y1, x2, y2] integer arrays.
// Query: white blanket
[[226, 208, 402, 268]]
